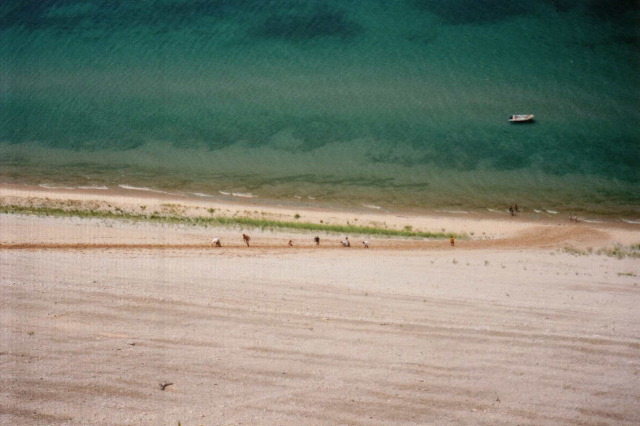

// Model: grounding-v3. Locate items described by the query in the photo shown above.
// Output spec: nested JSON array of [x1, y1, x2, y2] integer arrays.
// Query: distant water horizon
[[1, 1, 638, 218]]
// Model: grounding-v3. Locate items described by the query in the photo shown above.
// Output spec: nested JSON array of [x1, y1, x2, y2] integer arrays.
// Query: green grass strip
[[0, 204, 465, 239]]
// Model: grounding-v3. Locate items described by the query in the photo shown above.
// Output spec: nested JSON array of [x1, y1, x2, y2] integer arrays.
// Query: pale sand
[[1, 186, 640, 424]]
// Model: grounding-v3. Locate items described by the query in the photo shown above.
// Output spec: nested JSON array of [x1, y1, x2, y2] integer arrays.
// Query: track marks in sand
[[3, 244, 639, 424]]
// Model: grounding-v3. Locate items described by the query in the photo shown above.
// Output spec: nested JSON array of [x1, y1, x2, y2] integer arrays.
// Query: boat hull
[[509, 114, 535, 122]]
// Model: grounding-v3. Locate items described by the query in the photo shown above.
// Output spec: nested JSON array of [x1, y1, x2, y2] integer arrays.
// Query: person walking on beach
[[212, 237, 222, 247], [314, 236, 320, 246], [450, 236, 455, 247], [242, 233, 251, 247], [288, 240, 293, 247]]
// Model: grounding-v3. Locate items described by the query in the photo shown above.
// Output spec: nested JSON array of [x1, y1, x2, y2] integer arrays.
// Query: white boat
[[509, 114, 534, 122]]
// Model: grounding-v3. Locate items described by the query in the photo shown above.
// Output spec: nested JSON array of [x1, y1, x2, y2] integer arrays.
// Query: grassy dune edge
[[0, 204, 465, 240]]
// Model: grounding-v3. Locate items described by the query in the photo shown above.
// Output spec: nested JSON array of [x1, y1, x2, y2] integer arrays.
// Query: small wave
[[118, 184, 173, 195], [545, 209, 559, 214], [362, 204, 381, 210], [580, 219, 603, 223], [218, 191, 256, 198], [307, 196, 316, 200], [192, 192, 215, 198], [442, 210, 469, 214], [78, 186, 108, 190], [39, 184, 76, 190], [621, 219, 640, 224], [486, 208, 502, 213], [533, 209, 543, 213], [294, 195, 302, 199], [119, 184, 152, 191]]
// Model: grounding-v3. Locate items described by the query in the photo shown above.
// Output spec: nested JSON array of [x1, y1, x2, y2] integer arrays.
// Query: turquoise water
[[1, 1, 638, 217]]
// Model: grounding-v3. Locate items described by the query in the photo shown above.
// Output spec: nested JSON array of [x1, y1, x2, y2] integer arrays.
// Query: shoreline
[[3, 181, 639, 226], [2, 183, 639, 250]]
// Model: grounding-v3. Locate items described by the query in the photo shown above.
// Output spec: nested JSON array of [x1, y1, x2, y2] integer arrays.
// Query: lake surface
[[1, 0, 638, 218]]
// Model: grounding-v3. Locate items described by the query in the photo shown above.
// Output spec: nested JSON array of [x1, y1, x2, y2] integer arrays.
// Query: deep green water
[[1, 1, 639, 218]]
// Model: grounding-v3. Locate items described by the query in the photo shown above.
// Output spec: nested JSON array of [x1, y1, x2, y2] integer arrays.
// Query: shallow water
[[1, 1, 638, 217]]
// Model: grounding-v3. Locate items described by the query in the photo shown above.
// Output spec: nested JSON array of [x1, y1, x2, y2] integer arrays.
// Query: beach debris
[[159, 381, 173, 391]]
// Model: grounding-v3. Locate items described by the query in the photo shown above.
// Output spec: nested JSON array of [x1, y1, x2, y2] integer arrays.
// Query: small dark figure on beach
[[362, 241, 369, 248], [242, 233, 251, 247], [515, 204, 519, 212], [314, 236, 320, 246], [341, 237, 350, 247], [212, 237, 222, 247], [450, 236, 455, 247], [288, 240, 293, 246], [509, 206, 514, 216]]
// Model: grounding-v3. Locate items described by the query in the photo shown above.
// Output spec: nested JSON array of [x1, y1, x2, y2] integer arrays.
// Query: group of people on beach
[[211, 234, 373, 248], [211, 234, 459, 249]]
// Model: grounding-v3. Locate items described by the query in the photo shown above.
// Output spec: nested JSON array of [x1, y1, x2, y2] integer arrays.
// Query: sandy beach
[[2, 185, 640, 425]]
